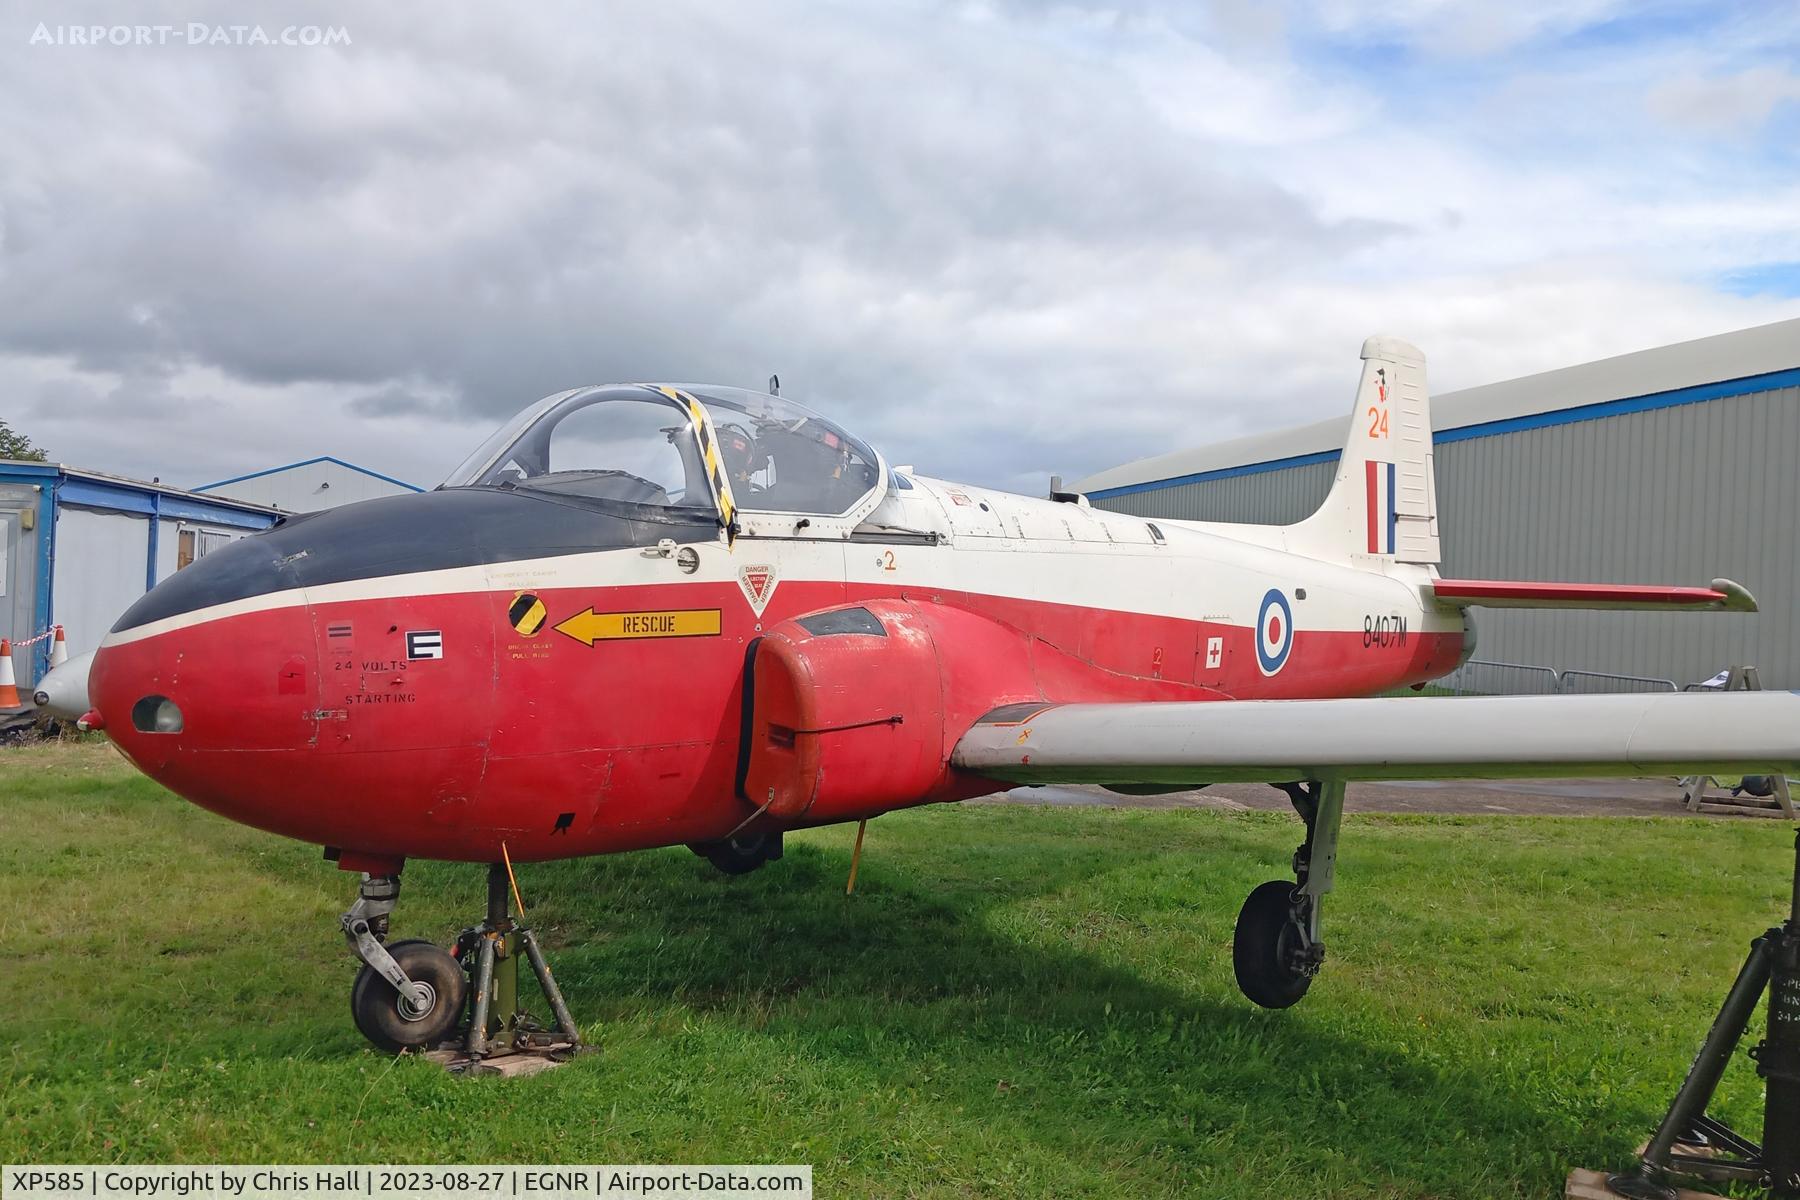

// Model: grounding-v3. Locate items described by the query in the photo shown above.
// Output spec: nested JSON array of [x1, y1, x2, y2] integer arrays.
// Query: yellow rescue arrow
[[553, 608, 722, 646]]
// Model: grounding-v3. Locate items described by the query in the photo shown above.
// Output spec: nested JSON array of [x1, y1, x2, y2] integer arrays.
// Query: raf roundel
[[1255, 588, 1294, 676]]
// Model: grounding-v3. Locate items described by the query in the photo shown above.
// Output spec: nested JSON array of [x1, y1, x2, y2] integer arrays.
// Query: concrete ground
[[980, 776, 1792, 819]]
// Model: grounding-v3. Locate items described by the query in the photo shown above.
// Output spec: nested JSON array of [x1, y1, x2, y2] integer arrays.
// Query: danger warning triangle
[[738, 564, 777, 615]]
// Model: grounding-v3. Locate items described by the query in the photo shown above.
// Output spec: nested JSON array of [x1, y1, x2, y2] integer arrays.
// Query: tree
[[0, 418, 46, 462]]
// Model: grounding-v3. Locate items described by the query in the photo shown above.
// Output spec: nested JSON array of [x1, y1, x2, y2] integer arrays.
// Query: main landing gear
[[340, 865, 584, 1063], [1233, 779, 1346, 1009], [687, 829, 784, 876]]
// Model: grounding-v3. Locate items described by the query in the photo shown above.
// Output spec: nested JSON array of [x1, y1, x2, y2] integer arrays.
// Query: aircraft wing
[[1430, 577, 1757, 612], [951, 692, 1800, 787]]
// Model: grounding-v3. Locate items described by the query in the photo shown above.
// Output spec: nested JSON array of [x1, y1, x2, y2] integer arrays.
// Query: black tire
[[350, 940, 466, 1053], [1232, 880, 1313, 1009], [688, 831, 783, 876], [349, 937, 435, 1046]]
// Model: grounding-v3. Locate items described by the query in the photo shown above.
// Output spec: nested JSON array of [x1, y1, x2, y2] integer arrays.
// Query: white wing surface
[[951, 693, 1800, 786]]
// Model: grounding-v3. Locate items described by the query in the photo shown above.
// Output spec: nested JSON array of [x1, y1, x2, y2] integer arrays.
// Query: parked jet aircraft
[[88, 337, 1800, 1051]]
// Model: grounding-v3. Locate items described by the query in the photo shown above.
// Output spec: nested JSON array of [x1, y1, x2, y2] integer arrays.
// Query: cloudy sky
[[4, 1, 1798, 496]]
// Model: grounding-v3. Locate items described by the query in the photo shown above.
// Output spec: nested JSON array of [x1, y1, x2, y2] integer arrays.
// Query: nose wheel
[[1232, 779, 1345, 1009], [339, 865, 585, 1063], [350, 939, 466, 1052]]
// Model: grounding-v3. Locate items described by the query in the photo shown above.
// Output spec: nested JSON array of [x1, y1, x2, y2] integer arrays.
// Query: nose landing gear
[[339, 864, 585, 1065], [1232, 779, 1346, 1009], [350, 938, 466, 1052]]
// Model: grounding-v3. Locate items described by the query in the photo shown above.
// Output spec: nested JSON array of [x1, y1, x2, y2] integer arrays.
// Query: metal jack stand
[[1605, 829, 1800, 1199], [1679, 668, 1796, 820], [432, 862, 587, 1077]]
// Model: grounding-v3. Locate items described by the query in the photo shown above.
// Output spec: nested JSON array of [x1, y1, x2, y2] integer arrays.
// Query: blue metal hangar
[[0, 462, 277, 688], [1075, 317, 1800, 688]]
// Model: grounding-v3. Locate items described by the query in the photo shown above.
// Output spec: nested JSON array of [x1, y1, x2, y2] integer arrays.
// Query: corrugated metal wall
[[1101, 462, 1335, 524], [1095, 384, 1800, 688]]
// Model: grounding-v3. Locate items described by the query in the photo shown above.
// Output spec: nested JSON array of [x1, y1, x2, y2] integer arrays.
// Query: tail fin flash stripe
[[1387, 461, 1398, 558], [1364, 460, 1379, 554], [1363, 460, 1397, 555]]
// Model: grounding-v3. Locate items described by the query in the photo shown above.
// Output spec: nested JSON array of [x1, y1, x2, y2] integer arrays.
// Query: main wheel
[[350, 940, 466, 1053], [688, 830, 783, 876], [1232, 880, 1313, 1009]]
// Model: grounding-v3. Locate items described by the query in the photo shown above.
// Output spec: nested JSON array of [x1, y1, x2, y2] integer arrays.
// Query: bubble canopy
[[440, 384, 884, 520]]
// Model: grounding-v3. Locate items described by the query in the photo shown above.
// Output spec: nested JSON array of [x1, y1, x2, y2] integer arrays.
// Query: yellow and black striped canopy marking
[[661, 385, 738, 546]]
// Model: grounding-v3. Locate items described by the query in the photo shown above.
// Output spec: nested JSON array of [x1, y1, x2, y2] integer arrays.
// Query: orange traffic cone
[[49, 626, 67, 670], [0, 639, 20, 708]]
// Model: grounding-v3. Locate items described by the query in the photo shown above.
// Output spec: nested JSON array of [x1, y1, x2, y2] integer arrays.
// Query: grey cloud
[[0, 2, 1386, 419], [3, 0, 1798, 496], [348, 385, 444, 419]]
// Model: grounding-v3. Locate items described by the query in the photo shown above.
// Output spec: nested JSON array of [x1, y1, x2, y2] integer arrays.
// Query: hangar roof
[[196, 455, 424, 494], [1076, 315, 1800, 497], [0, 457, 278, 526]]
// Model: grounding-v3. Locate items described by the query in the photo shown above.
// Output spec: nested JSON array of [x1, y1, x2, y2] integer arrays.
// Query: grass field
[[2, 741, 1792, 1197]]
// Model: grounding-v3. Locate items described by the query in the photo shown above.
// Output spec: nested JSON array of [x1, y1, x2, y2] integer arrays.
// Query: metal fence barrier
[[1440, 659, 1561, 696], [1438, 659, 1678, 696], [1555, 669, 1678, 694]]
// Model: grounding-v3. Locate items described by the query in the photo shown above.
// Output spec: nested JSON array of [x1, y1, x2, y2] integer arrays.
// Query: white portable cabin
[[0, 460, 277, 687]]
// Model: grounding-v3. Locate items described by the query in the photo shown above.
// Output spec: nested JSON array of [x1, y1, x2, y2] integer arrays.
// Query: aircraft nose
[[94, 495, 416, 753], [93, 492, 464, 765], [92, 538, 327, 806], [89, 486, 610, 856]]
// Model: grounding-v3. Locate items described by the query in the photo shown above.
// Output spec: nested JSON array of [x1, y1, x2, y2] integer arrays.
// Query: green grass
[[1, 743, 1791, 1197]]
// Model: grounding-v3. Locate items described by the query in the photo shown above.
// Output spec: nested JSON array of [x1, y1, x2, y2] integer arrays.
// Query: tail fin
[[1295, 336, 1439, 564]]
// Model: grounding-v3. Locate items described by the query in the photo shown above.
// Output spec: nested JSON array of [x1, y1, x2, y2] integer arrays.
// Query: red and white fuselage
[[92, 447, 1463, 871]]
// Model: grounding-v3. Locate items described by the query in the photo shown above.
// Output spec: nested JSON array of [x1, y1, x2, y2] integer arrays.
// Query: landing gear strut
[[340, 865, 584, 1062], [342, 874, 465, 1052], [1233, 779, 1346, 1009]]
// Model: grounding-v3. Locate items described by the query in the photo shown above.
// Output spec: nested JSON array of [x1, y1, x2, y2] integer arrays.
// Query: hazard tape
[[11, 626, 60, 648], [660, 386, 738, 547]]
